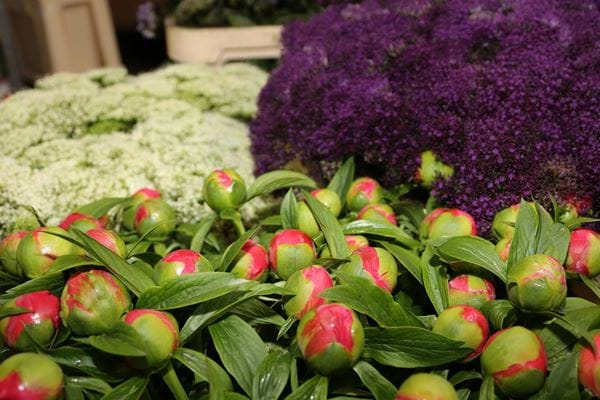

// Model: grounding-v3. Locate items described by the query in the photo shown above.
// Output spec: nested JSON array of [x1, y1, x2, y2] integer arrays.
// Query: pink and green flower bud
[[395, 373, 458, 400], [559, 203, 579, 224], [123, 309, 179, 370], [415, 150, 454, 189], [419, 208, 477, 240], [357, 203, 397, 225], [122, 188, 162, 230], [61, 269, 131, 336], [269, 229, 316, 280], [432, 305, 489, 361], [17, 227, 84, 279], [0, 231, 27, 277], [320, 235, 369, 258], [346, 177, 383, 212], [297, 201, 321, 238], [481, 326, 547, 398], [202, 169, 247, 212], [492, 204, 521, 240], [85, 228, 126, 257], [506, 254, 566, 312], [448, 275, 496, 309], [578, 330, 600, 397], [284, 265, 334, 319], [297, 304, 364, 376], [565, 229, 600, 277], [338, 246, 398, 292], [231, 240, 269, 281], [58, 212, 104, 232], [153, 249, 208, 285], [0, 291, 60, 351], [495, 238, 511, 262], [0, 353, 64, 400], [311, 189, 342, 218], [134, 198, 176, 242]]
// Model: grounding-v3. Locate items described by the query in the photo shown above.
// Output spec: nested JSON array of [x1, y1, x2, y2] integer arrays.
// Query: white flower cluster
[[0, 64, 268, 236]]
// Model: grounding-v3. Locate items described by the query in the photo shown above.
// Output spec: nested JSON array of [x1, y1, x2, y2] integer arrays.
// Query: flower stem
[[161, 361, 188, 400], [232, 215, 246, 236]]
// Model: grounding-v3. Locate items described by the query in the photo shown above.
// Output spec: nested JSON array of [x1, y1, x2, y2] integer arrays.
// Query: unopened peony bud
[[357, 203, 397, 225], [578, 330, 600, 397], [153, 249, 208, 285], [284, 265, 334, 319], [395, 373, 458, 400], [565, 229, 600, 277], [134, 198, 176, 242], [415, 150, 454, 189], [448, 275, 495, 309], [231, 240, 269, 281], [269, 229, 316, 280], [311, 189, 342, 217], [0, 353, 64, 400], [495, 238, 511, 262], [59, 212, 103, 232], [432, 305, 489, 361], [420, 208, 477, 240], [122, 188, 161, 230], [339, 246, 398, 292], [320, 235, 369, 258], [0, 231, 27, 277], [297, 201, 320, 238], [202, 169, 246, 212], [346, 177, 383, 212], [492, 204, 521, 240], [85, 228, 127, 257]]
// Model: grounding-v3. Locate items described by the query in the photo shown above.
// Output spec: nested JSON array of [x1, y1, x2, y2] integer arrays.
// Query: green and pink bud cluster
[[134, 198, 176, 242], [346, 177, 383, 212], [420, 208, 477, 240], [506, 254, 566, 312], [414, 150, 454, 189], [60, 269, 131, 336], [0, 291, 60, 351], [0, 353, 64, 400], [202, 169, 247, 212], [432, 305, 489, 361], [269, 229, 316, 280], [578, 330, 600, 397], [339, 246, 398, 292], [448, 275, 495, 309], [0, 231, 28, 277], [357, 203, 397, 225], [395, 373, 458, 400], [122, 309, 179, 370], [297, 304, 364, 376], [122, 188, 162, 230], [153, 249, 209, 285], [85, 228, 127, 257], [59, 212, 104, 232], [284, 265, 334, 319], [481, 326, 547, 398], [565, 229, 600, 277], [231, 240, 269, 281]]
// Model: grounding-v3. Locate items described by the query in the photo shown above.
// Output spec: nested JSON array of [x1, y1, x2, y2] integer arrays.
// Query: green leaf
[[303, 189, 349, 258], [65, 377, 112, 395], [546, 351, 580, 400], [0, 305, 30, 318], [219, 226, 260, 271], [538, 324, 575, 368], [209, 315, 268, 396], [563, 306, 600, 332], [47, 254, 103, 274], [231, 298, 287, 327], [173, 348, 232, 389], [449, 370, 482, 386], [252, 348, 292, 400], [565, 217, 600, 230], [548, 313, 596, 348], [379, 241, 423, 284], [327, 157, 355, 206], [480, 300, 519, 331], [280, 189, 298, 230], [100, 376, 148, 400], [277, 316, 297, 340], [70, 229, 154, 296], [76, 197, 128, 218], [137, 272, 250, 310], [422, 247, 449, 315], [246, 170, 317, 200], [580, 275, 600, 302], [457, 389, 471, 400], [436, 236, 507, 282], [76, 322, 147, 357], [321, 272, 422, 327], [260, 215, 282, 227], [191, 214, 217, 252], [352, 361, 397, 400], [478, 375, 497, 400], [0, 273, 64, 300], [534, 204, 570, 264], [65, 381, 85, 400], [363, 327, 471, 368], [49, 347, 124, 382], [508, 200, 539, 269], [343, 220, 420, 249], [21, 205, 46, 227], [284, 375, 328, 400]]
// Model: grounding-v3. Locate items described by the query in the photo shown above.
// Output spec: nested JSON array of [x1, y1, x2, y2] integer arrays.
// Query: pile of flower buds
[[0, 160, 598, 400]]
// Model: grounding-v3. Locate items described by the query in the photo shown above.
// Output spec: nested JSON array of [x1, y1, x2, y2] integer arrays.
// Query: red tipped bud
[[339, 246, 398, 292], [0, 231, 28, 277], [0, 353, 64, 400], [202, 169, 247, 212], [231, 240, 269, 281], [153, 249, 209, 285], [420, 208, 477, 240], [432, 305, 489, 361], [346, 177, 383, 212], [565, 229, 600, 277], [448, 275, 495, 309], [269, 229, 316, 280], [284, 265, 334, 319], [357, 203, 397, 225]]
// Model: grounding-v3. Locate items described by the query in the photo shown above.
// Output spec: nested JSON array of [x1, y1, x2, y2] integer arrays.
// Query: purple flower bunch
[[250, 0, 600, 233]]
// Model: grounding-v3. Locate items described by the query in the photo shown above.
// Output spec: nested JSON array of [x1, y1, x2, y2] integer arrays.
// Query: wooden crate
[[6, 0, 121, 80], [165, 18, 282, 66]]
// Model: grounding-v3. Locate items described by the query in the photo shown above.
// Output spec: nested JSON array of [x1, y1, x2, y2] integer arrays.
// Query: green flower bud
[[578, 330, 600, 397], [59, 212, 104, 232], [269, 229, 316, 280], [231, 240, 269, 281], [420, 208, 477, 240], [506, 254, 566, 312], [153, 249, 209, 285], [0, 231, 28, 277], [86, 228, 127, 257], [395, 373, 458, 400], [495, 238, 511, 262], [357, 203, 397, 225], [297, 201, 320, 238], [284, 265, 334, 319], [432, 305, 489, 361], [122, 188, 161, 231], [448, 275, 496, 309], [134, 198, 176, 242], [311, 189, 342, 217], [0, 353, 64, 400], [338, 246, 398, 292], [415, 150, 454, 189], [346, 177, 383, 212], [565, 229, 600, 277], [202, 169, 246, 212]]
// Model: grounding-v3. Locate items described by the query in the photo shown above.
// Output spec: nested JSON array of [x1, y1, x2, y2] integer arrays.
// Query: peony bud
[[123, 309, 179, 370], [311, 189, 342, 217], [58, 212, 103, 232], [320, 235, 369, 258], [339, 246, 398, 292], [559, 203, 578, 224], [495, 238, 511, 262], [578, 330, 600, 397], [284, 265, 334, 319], [395, 373, 458, 400], [432, 305, 489, 361], [565, 229, 600, 277], [448, 275, 495, 309], [492, 204, 521, 240], [134, 198, 176, 242], [506, 254, 566, 312], [420, 208, 477, 240], [297, 304, 364, 376], [297, 201, 320, 238], [0, 353, 64, 400], [269, 229, 316, 280], [231, 240, 269, 281], [346, 177, 383, 212], [0, 291, 60, 351], [481, 326, 547, 398], [0, 231, 28, 277], [85, 228, 127, 257], [357, 203, 397, 225], [61, 269, 131, 336], [415, 150, 454, 189], [153, 249, 209, 285], [202, 169, 246, 212], [17, 227, 83, 278], [122, 188, 161, 230]]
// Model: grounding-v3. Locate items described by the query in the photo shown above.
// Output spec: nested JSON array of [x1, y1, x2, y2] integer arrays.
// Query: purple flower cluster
[[250, 0, 600, 233]]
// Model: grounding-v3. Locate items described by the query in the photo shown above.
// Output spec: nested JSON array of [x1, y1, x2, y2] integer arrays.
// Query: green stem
[[161, 361, 189, 400], [140, 389, 152, 400], [232, 215, 246, 237]]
